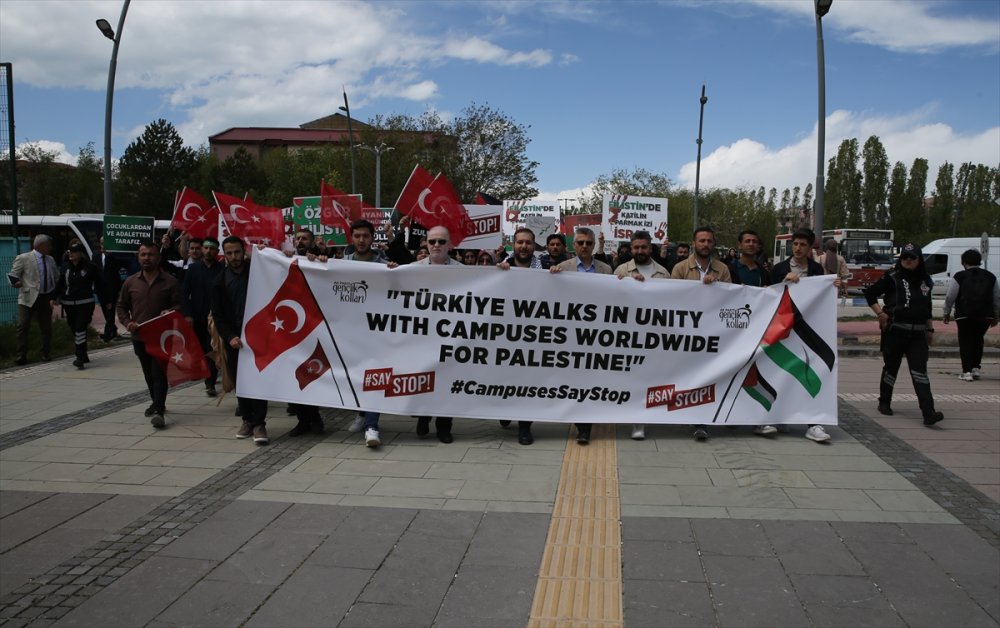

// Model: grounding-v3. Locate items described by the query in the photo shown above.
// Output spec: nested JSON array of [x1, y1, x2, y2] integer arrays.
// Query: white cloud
[[746, 0, 999, 53], [16, 140, 76, 165], [676, 107, 1000, 195]]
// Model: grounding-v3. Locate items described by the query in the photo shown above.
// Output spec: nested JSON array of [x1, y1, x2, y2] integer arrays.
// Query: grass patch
[[0, 319, 112, 369]]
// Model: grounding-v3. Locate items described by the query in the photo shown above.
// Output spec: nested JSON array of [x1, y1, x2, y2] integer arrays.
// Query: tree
[[215, 147, 267, 200], [887, 161, 909, 241], [861, 135, 889, 228], [955, 162, 1000, 235], [15, 142, 73, 215], [928, 162, 955, 237], [441, 103, 539, 202], [68, 142, 104, 213], [899, 157, 929, 242], [116, 119, 197, 217], [260, 145, 346, 208], [824, 138, 862, 227]]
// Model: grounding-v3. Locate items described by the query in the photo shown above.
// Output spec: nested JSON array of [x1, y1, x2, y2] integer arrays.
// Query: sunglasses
[[427, 239, 448, 246], [575, 240, 595, 246], [900, 254, 918, 261]]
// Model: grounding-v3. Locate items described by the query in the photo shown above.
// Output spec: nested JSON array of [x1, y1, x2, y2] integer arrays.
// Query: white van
[[922, 237, 1000, 296]]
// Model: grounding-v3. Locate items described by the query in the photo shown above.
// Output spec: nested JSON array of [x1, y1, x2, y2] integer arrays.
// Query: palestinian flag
[[759, 287, 836, 398], [742, 364, 777, 411]]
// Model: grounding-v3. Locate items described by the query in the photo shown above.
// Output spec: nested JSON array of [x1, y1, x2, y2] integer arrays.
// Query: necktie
[[41, 256, 49, 293]]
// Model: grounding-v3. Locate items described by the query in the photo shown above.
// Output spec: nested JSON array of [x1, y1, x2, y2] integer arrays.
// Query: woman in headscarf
[[863, 242, 943, 425], [476, 249, 496, 266]]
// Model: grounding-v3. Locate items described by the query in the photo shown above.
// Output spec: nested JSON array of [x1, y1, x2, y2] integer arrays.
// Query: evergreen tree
[[116, 119, 197, 217], [861, 135, 889, 228], [887, 161, 909, 242], [929, 162, 955, 237]]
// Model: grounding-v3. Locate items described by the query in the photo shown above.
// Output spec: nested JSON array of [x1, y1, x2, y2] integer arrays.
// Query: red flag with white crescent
[[214, 191, 284, 248], [171, 187, 220, 239], [294, 340, 331, 390], [243, 261, 324, 372], [138, 310, 211, 387]]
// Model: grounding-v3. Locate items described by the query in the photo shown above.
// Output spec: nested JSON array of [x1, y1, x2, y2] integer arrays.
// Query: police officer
[[863, 242, 943, 426], [56, 243, 103, 369]]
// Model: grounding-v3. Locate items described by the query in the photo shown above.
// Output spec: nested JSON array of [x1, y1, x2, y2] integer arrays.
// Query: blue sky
[[1, 0, 997, 203]]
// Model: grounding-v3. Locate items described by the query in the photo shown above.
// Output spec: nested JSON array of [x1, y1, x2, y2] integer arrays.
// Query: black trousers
[[879, 328, 936, 414], [16, 294, 53, 359], [133, 340, 168, 412], [957, 318, 990, 373], [101, 302, 118, 340], [191, 317, 219, 388], [63, 303, 94, 360], [225, 345, 268, 426]]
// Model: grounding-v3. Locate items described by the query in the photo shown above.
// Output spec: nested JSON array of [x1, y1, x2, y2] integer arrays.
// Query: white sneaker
[[753, 425, 777, 436], [348, 415, 365, 432], [958, 372, 974, 382], [970, 368, 981, 380], [805, 425, 831, 442], [364, 428, 381, 448], [631, 424, 645, 440]]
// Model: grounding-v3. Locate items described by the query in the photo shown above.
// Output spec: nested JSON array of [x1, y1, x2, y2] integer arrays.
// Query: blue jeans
[[361, 411, 380, 430]]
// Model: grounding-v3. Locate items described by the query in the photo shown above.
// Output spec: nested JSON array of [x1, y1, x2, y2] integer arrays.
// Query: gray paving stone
[[53, 556, 216, 628], [338, 601, 434, 628], [701, 555, 810, 628], [460, 512, 548, 568], [264, 502, 351, 536], [406, 509, 482, 541], [622, 540, 704, 582], [831, 521, 914, 545], [843, 537, 997, 628], [244, 564, 371, 628], [789, 574, 906, 628], [435, 565, 535, 624], [0, 491, 53, 519], [357, 537, 468, 607], [691, 519, 774, 557], [763, 520, 865, 576], [0, 493, 111, 553], [621, 517, 693, 542], [623, 579, 716, 628], [306, 508, 415, 570], [151, 579, 272, 628], [57, 495, 166, 532], [206, 529, 325, 586], [0, 528, 108, 597], [157, 500, 289, 561]]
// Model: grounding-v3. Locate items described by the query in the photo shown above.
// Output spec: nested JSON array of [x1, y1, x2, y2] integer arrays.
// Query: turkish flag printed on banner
[[138, 310, 211, 387], [214, 191, 285, 248], [171, 187, 220, 239], [394, 165, 474, 246], [294, 340, 331, 390], [243, 261, 324, 372]]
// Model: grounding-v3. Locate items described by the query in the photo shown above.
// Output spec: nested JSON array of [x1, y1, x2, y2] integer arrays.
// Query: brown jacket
[[556, 257, 613, 274], [670, 256, 733, 283]]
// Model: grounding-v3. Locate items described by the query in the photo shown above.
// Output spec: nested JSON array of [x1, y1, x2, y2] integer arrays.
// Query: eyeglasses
[[575, 241, 594, 246], [428, 239, 448, 246]]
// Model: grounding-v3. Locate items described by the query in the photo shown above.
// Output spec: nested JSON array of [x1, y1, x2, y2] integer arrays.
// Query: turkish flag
[[138, 311, 211, 387], [171, 187, 219, 239], [395, 165, 474, 246], [319, 180, 362, 234], [214, 191, 285, 248], [243, 261, 324, 372], [294, 340, 331, 390]]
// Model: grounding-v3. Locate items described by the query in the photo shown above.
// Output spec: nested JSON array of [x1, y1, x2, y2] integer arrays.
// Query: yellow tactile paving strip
[[528, 424, 623, 628]]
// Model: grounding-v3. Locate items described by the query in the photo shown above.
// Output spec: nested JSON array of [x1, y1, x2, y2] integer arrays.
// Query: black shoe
[[923, 411, 944, 426], [693, 426, 708, 441], [877, 403, 893, 416], [310, 418, 325, 435], [288, 420, 310, 437], [205, 386, 218, 398], [416, 417, 430, 438], [437, 431, 454, 444], [235, 407, 243, 417], [82, 355, 90, 363], [576, 430, 591, 445], [144, 405, 156, 417], [13, 357, 27, 366], [73, 359, 85, 370], [498, 420, 511, 428], [518, 431, 534, 446], [41, 355, 51, 362], [286, 404, 297, 415]]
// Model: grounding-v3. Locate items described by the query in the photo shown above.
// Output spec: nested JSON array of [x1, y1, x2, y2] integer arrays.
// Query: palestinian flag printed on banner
[[742, 363, 778, 411], [757, 286, 836, 400]]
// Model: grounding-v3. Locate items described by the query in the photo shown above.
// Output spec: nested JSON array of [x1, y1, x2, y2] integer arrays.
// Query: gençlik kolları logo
[[719, 304, 752, 329], [332, 280, 368, 303]]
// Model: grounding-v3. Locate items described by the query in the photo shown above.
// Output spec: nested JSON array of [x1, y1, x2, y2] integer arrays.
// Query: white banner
[[460, 205, 502, 250], [502, 200, 560, 243], [601, 193, 669, 245], [237, 249, 838, 425]]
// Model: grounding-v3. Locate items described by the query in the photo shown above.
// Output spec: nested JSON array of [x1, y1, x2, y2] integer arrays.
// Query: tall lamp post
[[338, 88, 357, 195], [358, 142, 394, 208], [96, 0, 130, 215], [814, 0, 832, 236], [693, 84, 708, 232]]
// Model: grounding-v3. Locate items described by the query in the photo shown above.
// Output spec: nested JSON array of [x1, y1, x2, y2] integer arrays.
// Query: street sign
[[103, 215, 154, 253]]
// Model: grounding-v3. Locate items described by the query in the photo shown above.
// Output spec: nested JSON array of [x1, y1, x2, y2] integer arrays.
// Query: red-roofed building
[[208, 113, 370, 162]]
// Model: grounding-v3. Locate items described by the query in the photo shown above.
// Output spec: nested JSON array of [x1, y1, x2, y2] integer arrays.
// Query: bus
[[0, 213, 172, 259], [774, 228, 894, 293]]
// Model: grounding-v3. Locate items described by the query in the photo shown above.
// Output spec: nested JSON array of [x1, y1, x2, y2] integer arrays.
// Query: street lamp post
[[97, 0, 130, 215], [693, 84, 708, 232], [359, 142, 394, 208], [814, 0, 832, 236], [338, 88, 357, 195]]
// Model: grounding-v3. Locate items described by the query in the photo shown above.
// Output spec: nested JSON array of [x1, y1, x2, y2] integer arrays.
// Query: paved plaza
[[0, 332, 997, 626]]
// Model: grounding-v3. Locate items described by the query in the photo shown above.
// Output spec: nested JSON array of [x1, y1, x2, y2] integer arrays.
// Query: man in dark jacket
[[181, 237, 224, 396], [211, 237, 269, 445], [943, 249, 1000, 382], [56, 243, 103, 369]]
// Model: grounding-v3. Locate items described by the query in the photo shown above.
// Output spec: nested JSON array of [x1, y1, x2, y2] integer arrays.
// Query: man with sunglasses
[[864, 243, 943, 426], [551, 227, 612, 445]]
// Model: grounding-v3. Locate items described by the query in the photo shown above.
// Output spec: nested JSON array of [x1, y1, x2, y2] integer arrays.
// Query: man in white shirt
[[10, 235, 59, 365]]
